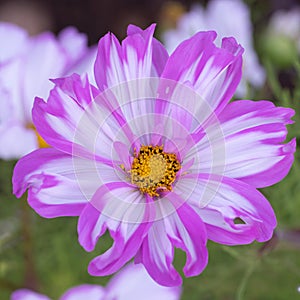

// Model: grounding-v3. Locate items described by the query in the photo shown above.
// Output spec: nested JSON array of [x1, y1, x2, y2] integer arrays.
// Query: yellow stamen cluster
[[130, 145, 181, 197]]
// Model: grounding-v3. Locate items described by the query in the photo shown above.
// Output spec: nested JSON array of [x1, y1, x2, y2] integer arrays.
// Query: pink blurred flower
[[162, 0, 265, 96], [13, 24, 295, 286], [0, 22, 96, 159], [11, 263, 181, 300]]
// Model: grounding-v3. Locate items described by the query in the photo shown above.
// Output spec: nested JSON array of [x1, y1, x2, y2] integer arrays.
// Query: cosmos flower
[[0, 22, 96, 160], [13, 24, 295, 287], [11, 263, 181, 300], [162, 0, 265, 96]]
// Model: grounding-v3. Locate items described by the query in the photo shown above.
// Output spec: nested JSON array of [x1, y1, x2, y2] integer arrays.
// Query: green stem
[[235, 260, 258, 300], [20, 196, 39, 290]]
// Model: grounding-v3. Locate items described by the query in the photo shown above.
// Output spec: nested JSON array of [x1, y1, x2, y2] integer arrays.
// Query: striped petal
[[12, 148, 116, 218], [176, 174, 276, 244], [32, 74, 133, 163], [94, 24, 168, 91], [187, 100, 295, 187], [137, 197, 207, 287], [217, 100, 295, 187], [161, 31, 243, 119], [78, 182, 153, 275]]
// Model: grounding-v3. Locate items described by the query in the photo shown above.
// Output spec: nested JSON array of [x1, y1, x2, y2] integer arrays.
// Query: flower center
[[130, 145, 181, 197]]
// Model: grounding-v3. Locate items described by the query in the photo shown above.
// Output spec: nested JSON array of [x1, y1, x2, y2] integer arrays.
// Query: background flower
[[161, 0, 265, 96], [11, 263, 181, 300], [0, 22, 96, 160]]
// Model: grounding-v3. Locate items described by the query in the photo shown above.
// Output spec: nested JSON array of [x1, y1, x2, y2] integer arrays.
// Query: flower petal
[[205, 0, 266, 95], [66, 46, 97, 85], [93, 25, 168, 131], [78, 182, 153, 275], [218, 100, 295, 187], [60, 285, 105, 300], [12, 148, 112, 218], [58, 27, 88, 69], [126, 24, 169, 76], [136, 219, 181, 287], [0, 57, 25, 122], [22, 32, 68, 121], [0, 121, 37, 160], [59, 26, 97, 85], [176, 174, 276, 244], [0, 22, 28, 63], [106, 263, 181, 300], [137, 197, 208, 287], [94, 24, 167, 91], [162, 1, 265, 97], [32, 76, 89, 156], [32, 74, 128, 163], [161, 31, 243, 117], [10, 289, 50, 300]]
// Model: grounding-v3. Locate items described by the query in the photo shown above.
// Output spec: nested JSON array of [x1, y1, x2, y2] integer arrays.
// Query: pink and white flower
[[0, 22, 96, 159], [162, 0, 265, 96], [13, 24, 295, 287], [11, 263, 181, 300]]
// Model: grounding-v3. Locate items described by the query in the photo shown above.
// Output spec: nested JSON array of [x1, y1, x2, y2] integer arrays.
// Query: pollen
[[130, 145, 181, 197]]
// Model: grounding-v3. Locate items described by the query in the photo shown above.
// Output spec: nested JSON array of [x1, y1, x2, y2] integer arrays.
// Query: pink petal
[[10, 289, 50, 300], [185, 100, 295, 187], [106, 263, 181, 300], [176, 174, 276, 244], [126, 24, 169, 76], [217, 100, 295, 187], [58, 27, 88, 69], [137, 196, 208, 287], [12, 148, 114, 218], [136, 219, 181, 286], [22, 32, 68, 121], [0, 22, 28, 63], [113, 141, 132, 170], [77, 182, 153, 274], [51, 73, 95, 107], [0, 122, 37, 160], [0, 58, 25, 123], [60, 285, 105, 300], [94, 24, 167, 92], [154, 78, 200, 132], [32, 74, 128, 163], [161, 31, 243, 119], [93, 25, 167, 134]]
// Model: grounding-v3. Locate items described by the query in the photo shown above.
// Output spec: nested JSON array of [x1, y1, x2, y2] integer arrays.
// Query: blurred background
[[1, 0, 300, 299], [0, 0, 299, 40]]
